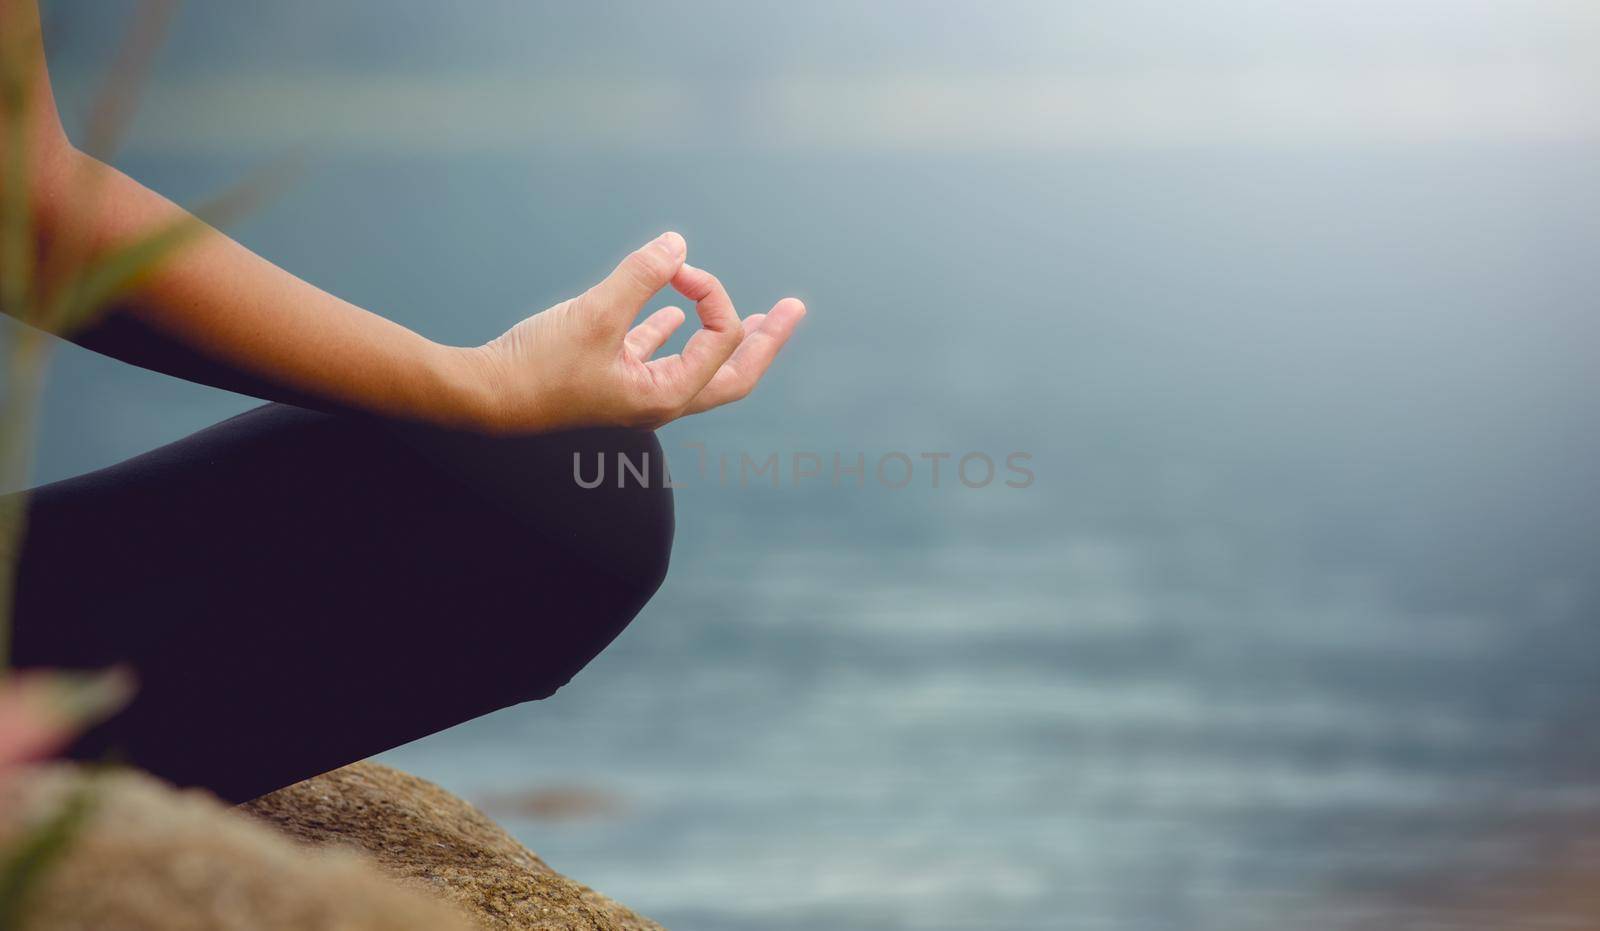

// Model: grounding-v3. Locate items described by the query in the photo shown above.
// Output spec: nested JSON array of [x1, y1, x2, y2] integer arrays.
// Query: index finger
[[645, 262, 744, 400]]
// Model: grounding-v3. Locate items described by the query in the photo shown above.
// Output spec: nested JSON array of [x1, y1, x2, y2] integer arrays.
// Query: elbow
[[0, 120, 81, 326], [28, 128, 83, 227], [0, 96, 81, 229]]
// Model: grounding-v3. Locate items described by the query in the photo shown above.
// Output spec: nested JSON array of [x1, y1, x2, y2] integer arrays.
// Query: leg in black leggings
[[10, 403, 673, 802]]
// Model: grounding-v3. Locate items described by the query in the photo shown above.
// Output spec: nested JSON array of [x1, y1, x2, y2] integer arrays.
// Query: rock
[[477, 786, 624, 822], [241, 761, 664, 931], [0, 764, 474, 931]]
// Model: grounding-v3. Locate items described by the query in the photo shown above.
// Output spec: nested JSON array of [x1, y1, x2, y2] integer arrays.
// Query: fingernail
[[653, 231, 685, 259]]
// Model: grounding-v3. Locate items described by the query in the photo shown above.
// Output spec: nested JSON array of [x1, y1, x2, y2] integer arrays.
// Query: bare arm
[[40, 147, 496, 427], [2, 1, 804, 432]]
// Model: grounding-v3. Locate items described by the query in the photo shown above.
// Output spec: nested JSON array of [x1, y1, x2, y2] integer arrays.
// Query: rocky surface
[[0, 764, 474, 931], [242, 761, 665, 931]]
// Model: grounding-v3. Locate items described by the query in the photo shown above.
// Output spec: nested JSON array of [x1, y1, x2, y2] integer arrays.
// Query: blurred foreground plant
[[1, 0, 270, 660], [1, 0, 198, 661], [0, 668, 131, 931], [0, 0, 268, 920]]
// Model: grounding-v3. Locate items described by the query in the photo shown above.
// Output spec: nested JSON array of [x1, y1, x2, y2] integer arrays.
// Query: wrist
[[424, 342, 505, 433]]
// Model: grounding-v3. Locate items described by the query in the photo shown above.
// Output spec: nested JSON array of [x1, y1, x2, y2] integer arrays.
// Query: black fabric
[[10, 402, 673, 802]]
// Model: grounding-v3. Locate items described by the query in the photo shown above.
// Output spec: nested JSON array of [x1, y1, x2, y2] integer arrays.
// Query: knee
[[508, 424, 674, 601], [585, 427, 674, 599], [500, 427, 673, 702], [390, 419, 674, 600]]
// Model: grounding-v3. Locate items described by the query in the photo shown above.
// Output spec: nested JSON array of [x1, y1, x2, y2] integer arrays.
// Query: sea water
[[31, 145, 1600, 930]]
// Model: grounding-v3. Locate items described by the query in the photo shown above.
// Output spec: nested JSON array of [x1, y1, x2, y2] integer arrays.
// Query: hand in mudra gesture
[[469, 232, 805, 433]]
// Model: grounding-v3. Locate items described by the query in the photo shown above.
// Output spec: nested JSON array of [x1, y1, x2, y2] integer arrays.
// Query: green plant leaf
[[50, 214, 206, 334], [50, 166, 287, 335], [0, 781, 96, 931], [0, 23, 38, 322]]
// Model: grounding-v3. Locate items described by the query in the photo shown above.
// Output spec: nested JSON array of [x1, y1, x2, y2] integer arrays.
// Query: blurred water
[[24, 145, 1598, 930], [24, 1, 1600, 928]]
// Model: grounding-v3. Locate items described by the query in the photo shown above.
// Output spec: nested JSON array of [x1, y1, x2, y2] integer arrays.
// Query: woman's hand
[[463, 232, 806, 433]]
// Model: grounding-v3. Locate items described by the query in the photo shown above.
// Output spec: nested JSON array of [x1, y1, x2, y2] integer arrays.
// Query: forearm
[[34, 147, 489, 428]]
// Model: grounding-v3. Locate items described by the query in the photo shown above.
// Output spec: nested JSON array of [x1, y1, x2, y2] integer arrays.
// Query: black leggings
[[10, 403, 673, 802]]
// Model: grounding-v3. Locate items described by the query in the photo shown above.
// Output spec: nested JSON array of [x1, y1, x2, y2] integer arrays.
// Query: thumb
[[581, 232, 687, 333]]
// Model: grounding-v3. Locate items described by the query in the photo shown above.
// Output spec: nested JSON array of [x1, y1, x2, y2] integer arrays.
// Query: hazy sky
[[43, 0, 1600, 154]]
